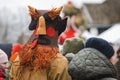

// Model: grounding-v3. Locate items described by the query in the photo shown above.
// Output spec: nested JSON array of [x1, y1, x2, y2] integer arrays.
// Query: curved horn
[[48, 6, 63, 20], [28, 5, 39, 19]]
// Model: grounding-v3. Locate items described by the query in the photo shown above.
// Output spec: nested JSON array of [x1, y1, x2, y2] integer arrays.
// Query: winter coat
[[9, 53, 71, 80], [68, 48, 118, 80], [98, 77, 117, 80], [115, 57, 120, 80], [0, 65, 6, 80]]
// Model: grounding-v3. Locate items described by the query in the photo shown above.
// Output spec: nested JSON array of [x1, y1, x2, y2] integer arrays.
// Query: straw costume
[[9, 6, 71, 80]]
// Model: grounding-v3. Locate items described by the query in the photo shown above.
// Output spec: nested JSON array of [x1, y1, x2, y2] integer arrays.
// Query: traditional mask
[[28, 6, 68, 47]]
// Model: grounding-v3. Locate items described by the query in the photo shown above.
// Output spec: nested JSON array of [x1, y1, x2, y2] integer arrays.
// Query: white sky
[[98, 24, 120, 43], [1, 0, 105, 10]]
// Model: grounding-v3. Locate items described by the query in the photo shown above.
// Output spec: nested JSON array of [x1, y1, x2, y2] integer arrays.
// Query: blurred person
[[71, 13, 88, 39], [4, 43, 23, 80], [110, 43, 119, 65], [0, 49, 9, 80], [0, 65, 6, 80], [85, 37, 116, 64], [62, 1, 81, 17], [0, 43, 23, 80], [68, 37, 118, 80], [116, 46, 120, 58], [115, 46, 120, 80], [58, 17, 78, 44], [58, 1, 88, 44], [0, 43, 13, 80], [9, 6, 71, 80], [69, 48, 117, 80]]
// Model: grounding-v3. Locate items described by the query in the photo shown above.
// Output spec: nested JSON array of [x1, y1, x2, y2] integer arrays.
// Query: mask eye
[[47, 26, 56, 37]]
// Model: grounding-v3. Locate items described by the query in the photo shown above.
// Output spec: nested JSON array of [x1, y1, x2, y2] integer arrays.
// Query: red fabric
[[47, 27, 55, 37], [34, 27, 38, 36], [0, 78, 5, 80], [0, 72, 5, 80], [12, 44, 23, 55], [31, 39, 38, 49], [58, 28, 76, 44], [31, 27, 38, 49]]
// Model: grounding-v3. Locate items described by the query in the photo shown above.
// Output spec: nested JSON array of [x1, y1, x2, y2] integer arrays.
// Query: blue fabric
[[85, 37, 114, 59]]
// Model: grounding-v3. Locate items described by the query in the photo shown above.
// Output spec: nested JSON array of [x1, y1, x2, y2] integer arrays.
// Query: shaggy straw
[[28, 6, 39, 19], [48, 6, 63, 20], [16, 44, 58, 80], [19, 44, 58, 70]]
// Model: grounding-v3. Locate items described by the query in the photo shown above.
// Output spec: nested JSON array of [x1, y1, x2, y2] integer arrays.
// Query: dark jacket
[[115, 57, 120, 80], [68, 48, 118, 80]]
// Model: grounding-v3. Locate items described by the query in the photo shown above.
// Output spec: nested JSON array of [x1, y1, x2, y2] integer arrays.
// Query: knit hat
[[85, 37, 114, 59], [0, 49, 8, 64], [62, 37, 84, 55]]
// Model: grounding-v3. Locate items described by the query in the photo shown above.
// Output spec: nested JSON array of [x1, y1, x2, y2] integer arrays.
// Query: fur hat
[[85, 37, 114, 59], [0, 49, 8, 64], [62, 37, 84, 55]]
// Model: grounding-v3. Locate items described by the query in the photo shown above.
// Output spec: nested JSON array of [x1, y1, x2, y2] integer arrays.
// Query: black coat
[[68, 48, 118, 80]]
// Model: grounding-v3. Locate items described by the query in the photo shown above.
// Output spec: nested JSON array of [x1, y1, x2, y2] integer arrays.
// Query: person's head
[[62, 37, 84, 55], [19, 6, 68, 71], [0, 49, 8, 69], [28, 6, 68, 47], [68, 48, 117, 80], [85, 37, 114, 59], [63, 1, 80, 17]]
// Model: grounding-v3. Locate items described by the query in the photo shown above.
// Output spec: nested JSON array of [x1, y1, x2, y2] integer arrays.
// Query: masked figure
[[9, 6, 71, 80]]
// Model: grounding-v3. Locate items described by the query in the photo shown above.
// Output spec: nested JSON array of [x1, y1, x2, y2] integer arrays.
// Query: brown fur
[[19, 44, 58, 70]]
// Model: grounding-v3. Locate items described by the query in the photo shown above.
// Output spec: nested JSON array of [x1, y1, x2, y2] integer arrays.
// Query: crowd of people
[[0, 37, 120, 80], [0, 1, 120, 80]]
